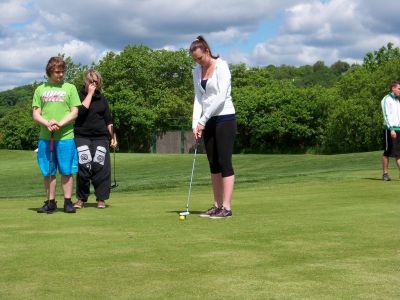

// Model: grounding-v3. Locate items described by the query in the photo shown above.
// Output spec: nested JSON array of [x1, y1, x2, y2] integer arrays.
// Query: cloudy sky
[[1, 0, 399, 91]]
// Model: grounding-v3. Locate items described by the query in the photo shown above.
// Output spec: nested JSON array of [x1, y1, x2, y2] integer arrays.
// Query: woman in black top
[[73, 69, 117, 209]]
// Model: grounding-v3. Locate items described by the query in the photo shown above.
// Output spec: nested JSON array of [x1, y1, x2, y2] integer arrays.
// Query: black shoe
[[64, 200, 76, 213], [199, 206, 221, 218], [210, 208, 232, 219], [383, 173, 391, 181], [37, 200, 57, 214]]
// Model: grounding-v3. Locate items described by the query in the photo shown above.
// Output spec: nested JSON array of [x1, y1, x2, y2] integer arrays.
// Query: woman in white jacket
[[189, 36, 237, 219]]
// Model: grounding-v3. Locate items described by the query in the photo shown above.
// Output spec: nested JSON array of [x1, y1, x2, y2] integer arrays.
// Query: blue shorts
[[37, 139, 78, 176]]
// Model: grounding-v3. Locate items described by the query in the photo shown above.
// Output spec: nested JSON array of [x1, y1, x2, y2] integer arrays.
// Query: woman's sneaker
[[210, 208, 232, 219], [199, 206, 221, 218]]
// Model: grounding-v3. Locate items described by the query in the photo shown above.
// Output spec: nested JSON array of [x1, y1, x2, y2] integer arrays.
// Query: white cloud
[[61, 40, 99, 64], [30, 0, 304, 48], [250, 0, 400, 66], [0, 0, 306, 90], [0, 71, 43, 91], [0, 0, 31, 25], [0, 32, 100, 72], [0, 0, 399, 90], [224, 50, 251, 66]]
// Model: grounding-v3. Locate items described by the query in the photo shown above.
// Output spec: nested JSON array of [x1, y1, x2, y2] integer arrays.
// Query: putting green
[[0, 150, 399, 299]]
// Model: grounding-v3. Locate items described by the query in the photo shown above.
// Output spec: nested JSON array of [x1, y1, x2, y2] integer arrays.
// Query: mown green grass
[[0, 150, 399, 299]]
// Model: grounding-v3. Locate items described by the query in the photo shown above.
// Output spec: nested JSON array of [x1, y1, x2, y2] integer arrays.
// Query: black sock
[[64, 198, 72, 203], [48, 199, 55, 202]]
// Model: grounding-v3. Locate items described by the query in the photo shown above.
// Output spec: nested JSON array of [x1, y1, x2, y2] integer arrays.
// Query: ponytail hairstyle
[[189, 35, 219, 59]]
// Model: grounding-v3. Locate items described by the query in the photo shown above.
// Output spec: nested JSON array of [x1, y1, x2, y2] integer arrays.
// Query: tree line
[[0, 43, 399, 153]]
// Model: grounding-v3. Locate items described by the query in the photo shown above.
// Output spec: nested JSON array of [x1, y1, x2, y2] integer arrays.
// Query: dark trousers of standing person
[[75, 137, 111, 202], [203, 119, 237, 176]]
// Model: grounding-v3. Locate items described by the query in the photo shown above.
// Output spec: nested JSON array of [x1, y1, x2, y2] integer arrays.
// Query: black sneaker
[[383, 173, 391, 181], [64, 200, 76, 213], [199, 206, 221, 218], [210, 208, 232, 219], [37, 200, 57, 214]]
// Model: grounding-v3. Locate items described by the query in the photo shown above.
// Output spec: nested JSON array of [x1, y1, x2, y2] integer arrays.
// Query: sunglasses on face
[[87, 80, 98, 85]]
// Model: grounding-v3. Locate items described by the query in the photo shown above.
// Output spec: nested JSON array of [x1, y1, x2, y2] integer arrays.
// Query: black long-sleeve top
[[74, 87, 113, 139]]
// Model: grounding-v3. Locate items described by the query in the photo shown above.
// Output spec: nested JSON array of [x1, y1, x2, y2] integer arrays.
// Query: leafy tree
[[1, 43, 399, 154], [0, 85, 34, 106], [231, 65, 272, 88], [96, 45, 194, 151], [330, 60, 350, 76], [363, 42, 400, 71], [321, 52, 400, 153], [0, 101, 39, 150], [234, 80, 329, 153], [60, 54, 88, 88], [322, 98, 381, 153], [265, 64, 298, 81], [296, 61, 337, 87], [0, 85, 36, 119]]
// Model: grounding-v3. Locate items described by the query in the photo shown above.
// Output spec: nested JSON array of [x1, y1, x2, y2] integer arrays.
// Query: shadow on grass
[[27, 202, 110, 212], [363, 177, 391, 181], [168, 210, 202, 215]]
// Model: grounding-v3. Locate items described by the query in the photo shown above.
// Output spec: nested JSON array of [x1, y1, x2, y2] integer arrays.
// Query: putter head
[[179, 211, 190, 216], [110, 183, 118, 189]]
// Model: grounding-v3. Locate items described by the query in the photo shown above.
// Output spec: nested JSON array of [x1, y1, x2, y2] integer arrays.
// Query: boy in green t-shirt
[[32, 56, 81, 213]]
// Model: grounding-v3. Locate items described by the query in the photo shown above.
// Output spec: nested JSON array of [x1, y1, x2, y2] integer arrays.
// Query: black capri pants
[[75, 137, 111, 201], [203, 118, 237, 177]]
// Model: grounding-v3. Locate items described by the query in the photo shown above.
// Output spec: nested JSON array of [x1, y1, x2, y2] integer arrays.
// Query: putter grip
[[50, 133, 54, 152]]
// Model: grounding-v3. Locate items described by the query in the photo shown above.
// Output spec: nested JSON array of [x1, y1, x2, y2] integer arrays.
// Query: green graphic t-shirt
[[32, 82, 81, 140]]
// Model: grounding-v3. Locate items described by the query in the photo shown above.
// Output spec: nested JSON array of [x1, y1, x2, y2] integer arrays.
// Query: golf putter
[[111, 147, 118, 189], [47, 133, 54, 210], [180, 140, 199, 216], [110, 126, 118, 189]]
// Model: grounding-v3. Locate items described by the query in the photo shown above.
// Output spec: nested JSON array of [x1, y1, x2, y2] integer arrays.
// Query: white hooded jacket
[[192, 58, 235, 129]]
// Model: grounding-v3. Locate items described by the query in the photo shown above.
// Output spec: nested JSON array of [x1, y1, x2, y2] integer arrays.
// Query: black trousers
[[383, 129, 400, 157], [203, 119, 237, 177], [383, 129, 392, 156], [75, 137, 111, 201]]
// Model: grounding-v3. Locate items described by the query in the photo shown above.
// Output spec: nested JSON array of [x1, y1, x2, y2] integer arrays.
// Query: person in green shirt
[[32, 56, 81, 213]]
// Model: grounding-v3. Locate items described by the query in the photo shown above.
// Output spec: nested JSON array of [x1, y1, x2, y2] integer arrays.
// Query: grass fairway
[[0, 150, 399, 299]]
